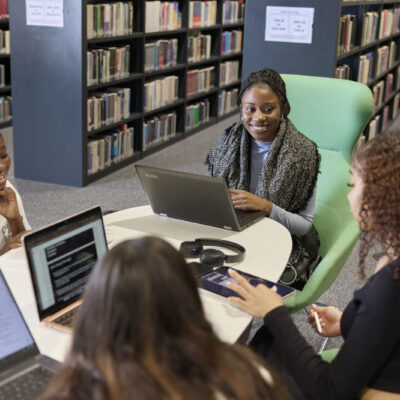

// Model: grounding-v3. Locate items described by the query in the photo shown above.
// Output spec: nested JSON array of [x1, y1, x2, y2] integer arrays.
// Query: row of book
[[188, 33, 212, 63], [185, 99, 210, 130], [359, 44, 399, 85], [87, 45, 130, 86], [87, 2, 134, 39], [187, 66, 215, 97], [87, 88, 131, 132], [0, 64, 6, 87], [0, 30, 9, 55], [220, 60, 240, 86], [143, 111, 177, 150], [218, 88, 238, 117], [337, 14, 356, 55], [188, 1, 217, 28], [0, 95, 11, 122], [88, 124, 135, 174], [144, 39, 178, 72], [221, 30, 242, 55], [0, 0, 8, 20], [144, 75, 179, 112], [361, 9, 400, 46], [145, 1, 182, 33], [335, 64, 351, 80], [338, 9, 400, 55], [372, 76, 394, 113], [222, 0, 245, 24]]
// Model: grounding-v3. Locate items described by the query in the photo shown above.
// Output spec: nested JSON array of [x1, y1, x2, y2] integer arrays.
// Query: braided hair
[[239, 68, 291, 116]]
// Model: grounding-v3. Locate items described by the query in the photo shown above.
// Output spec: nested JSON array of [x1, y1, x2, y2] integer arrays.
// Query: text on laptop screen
[[29, 218, 107, 312], [0, 275, 35, 361]]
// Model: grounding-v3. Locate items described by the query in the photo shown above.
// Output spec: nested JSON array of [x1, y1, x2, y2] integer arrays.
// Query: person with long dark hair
[[227, 131, 400, 399], [206, 68, 321, 288], [41, 236, 285, 400]]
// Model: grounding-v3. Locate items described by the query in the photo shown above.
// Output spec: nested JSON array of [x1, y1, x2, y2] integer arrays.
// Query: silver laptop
[[0, 270, 59, 399], [135, 165, 266, 231], [23, 206, 108, 333]]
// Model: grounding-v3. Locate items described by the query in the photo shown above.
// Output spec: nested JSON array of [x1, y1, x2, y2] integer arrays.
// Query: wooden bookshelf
[[242, 0, 400, 140], [10, 0, 245, 186]]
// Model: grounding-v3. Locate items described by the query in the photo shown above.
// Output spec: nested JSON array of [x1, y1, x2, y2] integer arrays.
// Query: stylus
[[314, 311, 322, 334]]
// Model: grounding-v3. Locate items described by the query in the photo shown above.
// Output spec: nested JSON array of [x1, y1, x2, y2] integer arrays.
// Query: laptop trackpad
[[110, 215, 234, 241]]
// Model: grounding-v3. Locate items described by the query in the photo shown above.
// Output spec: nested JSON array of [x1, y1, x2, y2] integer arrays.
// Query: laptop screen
[[24, 207, 107, 319], [0, 272, 36, 364]]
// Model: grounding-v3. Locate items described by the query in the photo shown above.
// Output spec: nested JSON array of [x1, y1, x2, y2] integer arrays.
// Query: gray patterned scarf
[[206, 118, 320, 213]]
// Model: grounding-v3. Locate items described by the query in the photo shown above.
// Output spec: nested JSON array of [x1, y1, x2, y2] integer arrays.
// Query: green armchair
[[281, 74, 373, 313]]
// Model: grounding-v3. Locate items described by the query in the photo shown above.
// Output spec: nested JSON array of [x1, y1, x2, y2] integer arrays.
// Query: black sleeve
[[262, 269, 400, 400]]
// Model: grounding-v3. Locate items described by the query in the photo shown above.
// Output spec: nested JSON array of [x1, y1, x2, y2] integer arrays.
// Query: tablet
[[200, 267, 295, 299]]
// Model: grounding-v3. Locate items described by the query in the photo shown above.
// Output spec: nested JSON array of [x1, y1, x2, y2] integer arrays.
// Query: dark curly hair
[[353, 131, 400, 280], [238, 68, 291, 116]]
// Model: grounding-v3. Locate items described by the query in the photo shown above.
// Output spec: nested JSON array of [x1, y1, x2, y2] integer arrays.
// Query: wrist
[[263, 199, 273, 216]]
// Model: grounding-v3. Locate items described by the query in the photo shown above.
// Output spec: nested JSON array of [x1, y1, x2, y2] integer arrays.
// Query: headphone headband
[[180, 238, 245, 264]]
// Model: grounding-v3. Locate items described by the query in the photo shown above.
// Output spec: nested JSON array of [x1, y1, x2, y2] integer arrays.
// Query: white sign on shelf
[[26, 0, 64, 28], [265, 6, 314, 44]]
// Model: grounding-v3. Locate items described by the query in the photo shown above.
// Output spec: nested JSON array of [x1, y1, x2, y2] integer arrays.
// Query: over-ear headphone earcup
[[200, 249, 226, 268]]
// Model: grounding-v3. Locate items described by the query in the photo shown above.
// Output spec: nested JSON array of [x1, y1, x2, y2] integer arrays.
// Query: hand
[[0, 231, 29, 255], [229, 189, 272, 214], [227, 269, 283, 318], [0, 188, 22, 221], [308, 304, 342, 337]]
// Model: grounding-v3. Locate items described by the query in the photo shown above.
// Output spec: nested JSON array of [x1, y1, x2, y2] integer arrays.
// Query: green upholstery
[[281, 74, 373, 313], [320, 348, 339, 363]]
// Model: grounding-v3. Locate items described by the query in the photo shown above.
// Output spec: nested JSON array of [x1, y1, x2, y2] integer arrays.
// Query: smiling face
[[0, 138, 11, 190], [240, 84, 282, 142]]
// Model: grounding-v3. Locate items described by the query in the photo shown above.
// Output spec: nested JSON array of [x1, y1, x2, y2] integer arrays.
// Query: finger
[[227, 282, 250, 299], [228, 269, 254, 291], [271, 285, 277, 292], [9, 242, 22, 249], [312, 304, 326, 313], [228, 296, 253, 314], [229, 189, 242, 194]]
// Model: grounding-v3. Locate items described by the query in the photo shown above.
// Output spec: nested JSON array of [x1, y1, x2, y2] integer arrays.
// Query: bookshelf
[[0, 1, 11, 130], [242, 0, 400, 141], [10, 0, 245, 186]]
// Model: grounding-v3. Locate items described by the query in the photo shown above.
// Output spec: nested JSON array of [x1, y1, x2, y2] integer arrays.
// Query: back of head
[[41, 236, 284, 400], [353, 131, 400, 277], [239, 68, 291, 116]]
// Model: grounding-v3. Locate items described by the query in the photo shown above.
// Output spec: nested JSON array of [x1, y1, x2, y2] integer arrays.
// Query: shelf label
[[26, 0, 64, 28], [265, 6, 314, 44]]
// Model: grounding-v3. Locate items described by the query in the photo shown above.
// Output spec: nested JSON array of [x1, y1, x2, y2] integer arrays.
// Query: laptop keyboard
[[0, 365, 53, 400], [235, 210, 262, 228], [53, 307, 79, 328]]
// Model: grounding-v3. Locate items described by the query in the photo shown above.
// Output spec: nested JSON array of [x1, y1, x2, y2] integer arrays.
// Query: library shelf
[[0, 120, 11, 129], [88, 113, 142, 136], [10, 0, 245, 186], [87, 73, 143, 90], [187, 88, 218, 102], [87, 32, 144, 44], [221, 51, 242, 60], [242, 0, 400, 142], [143, 64, 186, 77], [86, 151, 142, 184], [142, 132, 185, 157], [220, 79, 241, 90], [188, 56, 220, 67], [143, 99, 185, 117], [0, 84, 10, 94]]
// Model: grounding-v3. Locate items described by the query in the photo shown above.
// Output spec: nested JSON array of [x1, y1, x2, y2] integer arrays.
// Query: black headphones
[[179, 238, 245, 268]]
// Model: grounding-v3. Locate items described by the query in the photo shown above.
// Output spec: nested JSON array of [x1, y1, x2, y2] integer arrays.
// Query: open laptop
[[23, 206, 108, 333], [0, 270, 59, 399], [135, 165, 266, 231]]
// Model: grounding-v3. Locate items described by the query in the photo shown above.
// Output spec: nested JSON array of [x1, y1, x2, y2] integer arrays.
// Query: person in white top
[[0, 133, 31, 255]]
